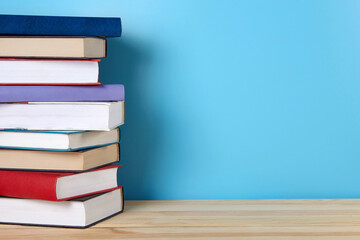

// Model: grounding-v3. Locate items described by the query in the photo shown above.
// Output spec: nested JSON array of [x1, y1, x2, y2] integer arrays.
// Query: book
[[0, 59, 99, 85], [0, 37, 106, 58], [0, 143, 120, 171], [0, 128, 120, 151], [0, 15, 121, 37], [0, 84, 124, 102], [0, 101, 124, 131], [0, 187, 123, 228], [0, 165, 120, 201]]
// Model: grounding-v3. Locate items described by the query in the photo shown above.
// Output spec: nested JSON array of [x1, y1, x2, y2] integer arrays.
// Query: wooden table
[[2, 199, 360, 239]]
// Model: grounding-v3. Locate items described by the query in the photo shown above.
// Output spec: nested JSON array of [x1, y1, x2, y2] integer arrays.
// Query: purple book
[[0, 84, 124, 102]]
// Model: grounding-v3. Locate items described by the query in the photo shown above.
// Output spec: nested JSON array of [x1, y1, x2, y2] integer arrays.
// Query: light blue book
[[0, 128, 120, 151]]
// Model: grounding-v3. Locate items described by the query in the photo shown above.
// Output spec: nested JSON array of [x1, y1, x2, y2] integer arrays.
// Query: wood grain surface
[[2, 199, 360, 239]]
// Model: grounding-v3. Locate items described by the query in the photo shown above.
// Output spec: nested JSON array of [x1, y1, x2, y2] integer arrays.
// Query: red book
[[0, 58, 100, 85], [0, 165, 120, 201]]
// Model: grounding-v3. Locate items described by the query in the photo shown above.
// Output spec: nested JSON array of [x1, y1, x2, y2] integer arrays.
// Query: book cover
[[0, 143, 120, 172], [0, 165, 121, 201], [0, 187, 124, 228], [0, 15, 121, 37], [0, 128, 121, 151], [0, 84, 124, 102], [0, 37, 106, 59], [0, 101, 125, 131], [0, 58, 100, 85]]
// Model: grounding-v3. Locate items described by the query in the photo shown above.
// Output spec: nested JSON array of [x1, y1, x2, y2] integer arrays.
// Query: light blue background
[[2, 0, 360, 200]]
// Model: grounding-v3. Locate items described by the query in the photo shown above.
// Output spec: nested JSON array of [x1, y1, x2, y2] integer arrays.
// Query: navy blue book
[[0, 15, 121, 37]]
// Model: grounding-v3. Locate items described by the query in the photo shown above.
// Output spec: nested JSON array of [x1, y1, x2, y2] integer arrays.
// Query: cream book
[[0, 101, 124, 131], [0, 143, 120, 171], [0, 37, 106, 58]]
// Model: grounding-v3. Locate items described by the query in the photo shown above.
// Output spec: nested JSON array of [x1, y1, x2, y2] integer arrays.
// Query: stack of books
[[0, 15, 124, 228]]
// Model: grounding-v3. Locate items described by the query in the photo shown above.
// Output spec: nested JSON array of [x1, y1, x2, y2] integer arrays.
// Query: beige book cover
[[0, 143, 119, 171], [0, 37, 106, 58]]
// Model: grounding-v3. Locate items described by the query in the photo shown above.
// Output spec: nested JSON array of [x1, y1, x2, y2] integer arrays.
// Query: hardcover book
[[0, 143, 120, 171], [0, 101, 124, 131], [0, 128, 120, 151], [0, 59, 100, 85], [0, 165, 120, 201], [0, 84, 124, 102], [0, 187, 123, 228], [0, 37, 106, 58], [0, 15, 121, 37]]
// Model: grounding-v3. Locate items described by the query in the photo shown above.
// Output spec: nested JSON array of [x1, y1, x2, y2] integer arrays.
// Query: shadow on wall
[[100, 37, 162, 200]]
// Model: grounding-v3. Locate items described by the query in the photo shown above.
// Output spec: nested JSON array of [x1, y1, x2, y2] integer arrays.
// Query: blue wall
[[2, 0, 360, 200]]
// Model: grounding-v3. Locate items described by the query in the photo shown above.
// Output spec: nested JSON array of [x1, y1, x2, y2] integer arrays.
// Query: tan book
[[0, 143, 119, 171], [0, 37, 106, 58]]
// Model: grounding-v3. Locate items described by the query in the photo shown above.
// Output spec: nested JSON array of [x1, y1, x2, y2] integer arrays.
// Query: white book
[[0, 188, 123, 228], [0, 101, 124, 131], [0, 59, 99, 84], [0, 128, 120, 151]]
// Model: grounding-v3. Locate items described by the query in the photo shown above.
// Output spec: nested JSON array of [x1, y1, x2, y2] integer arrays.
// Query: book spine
[[0, 170, 58, 201], [0, 84, 124, 102], [0, 15, 121, 37]]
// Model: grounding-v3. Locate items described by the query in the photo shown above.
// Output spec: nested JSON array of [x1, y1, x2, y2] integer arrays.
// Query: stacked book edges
[[0, 14, 125, 228]]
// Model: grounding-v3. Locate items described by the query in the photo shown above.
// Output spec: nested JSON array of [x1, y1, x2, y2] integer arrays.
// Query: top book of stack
[[0, 15, 122, 37], [0, 15, 121, 59]]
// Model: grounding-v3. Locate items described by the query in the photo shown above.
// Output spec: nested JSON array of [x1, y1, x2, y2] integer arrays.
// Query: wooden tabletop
[[2, 199, 360, 239]]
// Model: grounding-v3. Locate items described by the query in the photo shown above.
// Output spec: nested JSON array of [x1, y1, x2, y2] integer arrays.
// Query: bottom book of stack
[[0, 187, 124, 228], [0, 165, 123, 228]]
